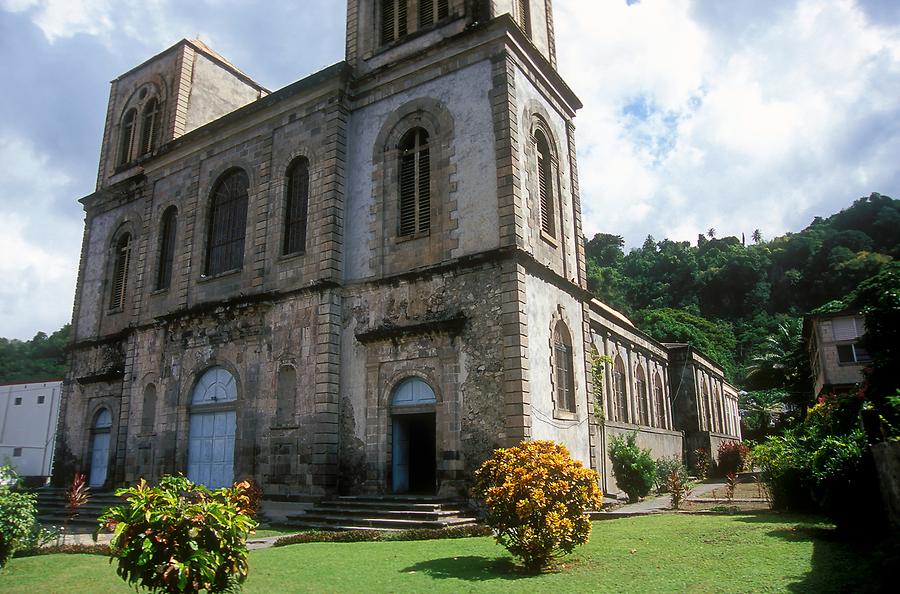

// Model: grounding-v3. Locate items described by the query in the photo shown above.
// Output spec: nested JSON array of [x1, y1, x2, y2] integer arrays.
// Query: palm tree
[[752, 229, 763, 244], [745, 318, 810, 410], [707, 227, 716, 239]]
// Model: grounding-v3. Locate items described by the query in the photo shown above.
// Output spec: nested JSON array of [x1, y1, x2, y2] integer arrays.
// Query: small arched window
[[156, 206, 177, 291], [141, 384, 157, 434], [94, 408, 113, 430], [613, 356, 627, 422], [206, 169, 249, 276], [654, 372, 665, 428], [398, 128, 430, 237], [118, 109, 137, 166], [553, 322, 576, 413], [283, 158, 310, 256], [382, 0, 408, 44], [700, 379, 710, 430], [109, 232, 132, 311], [516, 0, 531, 37], [534, 129, 555, 238], [635, 365, 649, 426], [419, 0, 449, 28], [275, 365, 297, 425], [140, 98, 159, 156]]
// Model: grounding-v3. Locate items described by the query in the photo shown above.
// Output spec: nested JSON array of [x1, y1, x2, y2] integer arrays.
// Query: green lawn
[[0, 514, 889, 593]]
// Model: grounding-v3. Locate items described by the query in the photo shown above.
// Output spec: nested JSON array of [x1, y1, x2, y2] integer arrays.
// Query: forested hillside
[[0, 325, 69, 384], [585, 192, 900, 391]]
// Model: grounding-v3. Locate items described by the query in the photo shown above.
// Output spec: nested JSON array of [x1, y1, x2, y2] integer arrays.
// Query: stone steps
[[33, 488, 121, 530], [283, 495, 479, 532]]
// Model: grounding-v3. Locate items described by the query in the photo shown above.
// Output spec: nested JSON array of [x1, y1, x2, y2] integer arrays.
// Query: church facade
[[55, 0, 740, 500]]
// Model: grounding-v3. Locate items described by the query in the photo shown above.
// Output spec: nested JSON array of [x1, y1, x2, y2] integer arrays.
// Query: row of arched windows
[[119, 97, 160, 166], [610, 357, 668, 428]]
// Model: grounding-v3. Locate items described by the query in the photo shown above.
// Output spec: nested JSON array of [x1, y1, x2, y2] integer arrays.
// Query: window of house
[[13, 447, 22, 457], [283, 158, 310, 256], [109, 233, 132, 311], [653, 372, 665, 428], [156, 206, 177, 291], [613, 356, 627, 422], [206, 169, 249, 276], [382, 0, 408, 45], [13, 397, 22, 406], [118, 108, 137, 166], [515, 0, 532, 37], [837, 343, 871, 364], [398, 128, 431, 237], [140, 98, 159, 156], [553, 322, 575, 413], [419, 0, 449, 28], [832, 317, 862, 341], [38, 395, 45, 404], [534, 129, 556, 238], [635, 365, 649, 425]]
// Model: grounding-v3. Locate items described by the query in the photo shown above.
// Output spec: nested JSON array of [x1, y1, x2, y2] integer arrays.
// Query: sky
[[0, 0, 898, 340]]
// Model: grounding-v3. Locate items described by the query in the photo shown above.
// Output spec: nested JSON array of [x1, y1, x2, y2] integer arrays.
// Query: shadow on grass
[[401, 556, 533, 582], [735, 513, 895, 593]]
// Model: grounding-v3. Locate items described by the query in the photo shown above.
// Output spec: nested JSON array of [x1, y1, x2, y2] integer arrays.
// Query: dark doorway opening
[[392, 412, 436, 494]]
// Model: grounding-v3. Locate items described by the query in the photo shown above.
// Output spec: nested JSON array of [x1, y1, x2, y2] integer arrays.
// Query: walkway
[[603, 479, 726, 514]]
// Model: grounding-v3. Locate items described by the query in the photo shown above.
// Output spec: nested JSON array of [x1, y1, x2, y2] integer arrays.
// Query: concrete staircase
[[33, 487, 122, 532], [282, 495, 479, 532]]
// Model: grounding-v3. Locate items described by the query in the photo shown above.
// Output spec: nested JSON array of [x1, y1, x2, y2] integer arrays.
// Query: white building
[[0, 380, 62, 478]]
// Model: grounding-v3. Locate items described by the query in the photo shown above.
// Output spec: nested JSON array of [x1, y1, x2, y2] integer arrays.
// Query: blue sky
[[1, 0, 898, 339]]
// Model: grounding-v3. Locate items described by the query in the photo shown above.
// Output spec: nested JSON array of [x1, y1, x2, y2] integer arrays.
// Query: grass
[[0, 514, 891, 593]]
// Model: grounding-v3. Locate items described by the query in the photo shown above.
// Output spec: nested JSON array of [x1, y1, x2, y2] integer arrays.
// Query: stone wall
[[600, 422, 684, 498]]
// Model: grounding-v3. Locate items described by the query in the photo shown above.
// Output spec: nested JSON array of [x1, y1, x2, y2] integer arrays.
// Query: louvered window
[[516, 0, 531, 36], [118, 109, 137, 166], [140, 98, 159, 156], [206, 169, 249, 276], [654, 373, 665, 428], [535, 130, 555, 237], [419, 0, 449, 28], [636, 366, 649, 425], [554, 323, 576, 413], [613, 356, 627, 422], [283, 158, 310, 255], [156, 206, 177, 290], [382, 0, 408, 44], [109, 233, 132, 310], [398, 128, 430, 237]]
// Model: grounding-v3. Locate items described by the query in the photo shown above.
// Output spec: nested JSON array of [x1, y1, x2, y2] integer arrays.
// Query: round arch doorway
[[391, 377, 437, 494]]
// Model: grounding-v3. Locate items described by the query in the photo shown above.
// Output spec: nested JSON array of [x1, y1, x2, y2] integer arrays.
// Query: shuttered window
[[554, 323, 576, 413], [382, 0, 408, 44], [118, 109, 137, 166], [206, 169, 249, 276], [156, 206, 177, 290], [398, 128, 430, 237], [109, 233, 132, 310], [419, 0, 449, 28], [654, 373, 665, 428], [516, 0, 531, 36], [283, 158, 310, 255], [636, 366, 649, 425], [140, 98, 159, 156], [535, 130, 555, 237], [613, 356, 627, 422]]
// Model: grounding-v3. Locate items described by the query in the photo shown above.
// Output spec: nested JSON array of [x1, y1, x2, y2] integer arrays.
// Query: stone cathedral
[[56, 0, 741, 500]]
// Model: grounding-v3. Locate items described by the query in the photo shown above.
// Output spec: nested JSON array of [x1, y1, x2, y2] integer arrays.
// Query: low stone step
[[317, 500, 455, 512], [283, 513, 478, 531], [304, 507, 463, 521]]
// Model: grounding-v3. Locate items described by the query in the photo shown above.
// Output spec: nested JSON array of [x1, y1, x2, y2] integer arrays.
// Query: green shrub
[[272, 524, 491, 548], [99, 475, 258, 593], [0, 466, 39, 568], [654, 456, 688, 494], [717, 441, 751, 475], [693, 447, 710, 479], [608, 432, 655, 503], [471, 440, 602, 570]]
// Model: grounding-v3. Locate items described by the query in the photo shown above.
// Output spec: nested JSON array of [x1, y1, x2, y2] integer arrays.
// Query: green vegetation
[[0, 466, 41, 568], [0, 325, 69, 384], [0, 515, 892, 593], [607, 432, 655, 503]]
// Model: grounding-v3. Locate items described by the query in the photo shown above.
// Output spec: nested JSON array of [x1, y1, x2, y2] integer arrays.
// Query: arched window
[[118, 108, 137, 166], [635, 365, 649, 425], [141, 384, 157, 434], [109, 232, 132, 310], [398, 128, 430, 237], [382, 0, 408, 44], [140, 98, 159, 155], [156, 206, 177, 291], [654, 372, 665, 428], [283, 158, 310, 256], [553, 322, 576, 413], [89, 407, 113, 487], [516, 0, 531, 37], [206, 169, 249, 276], [275, 365, 296, 425], [534, 129, 555, 238], [613, 356, 627, 422], [419, 0, 449, 28], [700, 379, 710, 431]]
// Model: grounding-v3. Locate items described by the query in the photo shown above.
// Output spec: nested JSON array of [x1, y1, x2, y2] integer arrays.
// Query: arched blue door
[[89, 408, 113, 487], [188, 367, 237, 489], [391, 378, 436, 494]]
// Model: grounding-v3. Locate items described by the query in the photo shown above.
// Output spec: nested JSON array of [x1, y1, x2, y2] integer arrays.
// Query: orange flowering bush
[[471, 440, 602, 570], [98, 475, 257, 593]]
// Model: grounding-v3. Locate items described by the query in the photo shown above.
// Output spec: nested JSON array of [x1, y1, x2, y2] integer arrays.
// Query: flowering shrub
[[667, 469, 693, 510], [608, 432, 655, 502], [471, 440, 602, 570], [693, 447, 710, 479], [724, 472, 738, 501], [99, 475, 257, 593], [0, 466, 39, 568], [717, 441, 751, 475]]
